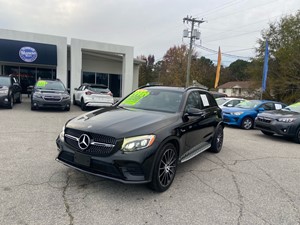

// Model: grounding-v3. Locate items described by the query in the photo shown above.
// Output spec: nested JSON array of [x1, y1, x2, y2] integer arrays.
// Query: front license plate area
[[74, 152, 91, 167]]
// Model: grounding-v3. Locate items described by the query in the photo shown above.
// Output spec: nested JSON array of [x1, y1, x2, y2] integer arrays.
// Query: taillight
[[107, 91, 113, 96], [85, 91, 95, 95]]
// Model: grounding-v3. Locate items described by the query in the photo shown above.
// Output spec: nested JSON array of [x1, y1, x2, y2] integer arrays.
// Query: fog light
[[34, 103, 37, 106], [4, 98, 8, 102]]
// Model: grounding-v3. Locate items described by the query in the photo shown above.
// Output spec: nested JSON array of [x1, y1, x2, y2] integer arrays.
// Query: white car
[[216, 97, 245, 109], [73, 84, 114, 110]]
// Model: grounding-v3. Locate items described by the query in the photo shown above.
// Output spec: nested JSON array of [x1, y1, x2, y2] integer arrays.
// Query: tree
[[138, 55, 156, 86], [252, 11, 300, 103], [228, 60, 250, 81], [159, 45, 190, 86]]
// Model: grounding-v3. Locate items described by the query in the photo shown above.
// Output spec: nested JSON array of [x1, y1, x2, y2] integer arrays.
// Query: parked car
[[31, 79, 71, 111], [56, 85, 224, 192], [222, 100, 286, 129], [73, 84, 114, 110], [216, 97, 245, 109], [0, 75, 22, 109], [255, 102, 300, 143]]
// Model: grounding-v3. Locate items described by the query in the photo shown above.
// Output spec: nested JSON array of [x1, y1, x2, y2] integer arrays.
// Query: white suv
[[73, 84, 114, 110]]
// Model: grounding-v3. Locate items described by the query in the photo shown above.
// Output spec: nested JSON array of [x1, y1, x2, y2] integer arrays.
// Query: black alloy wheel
[[8, 95, 13, 109], [241, 117, 253, 130], [149, 143, 178, 192], [81, 99, 86, 111], [209, 126, 224, 153], [16, 93, 22, 103], [73, 95, 76, 105]]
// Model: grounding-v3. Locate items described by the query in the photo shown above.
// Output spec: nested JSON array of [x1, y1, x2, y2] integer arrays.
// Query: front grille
[[43, 96, 61, 101], [64, 128, 117, 156], [257, 117, 272, 123]]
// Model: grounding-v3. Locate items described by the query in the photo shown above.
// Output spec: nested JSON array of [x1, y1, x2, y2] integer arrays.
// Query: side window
[[185, 91, 202, 111], [261, 102, 274, 110], [205, 93, 217, 107]]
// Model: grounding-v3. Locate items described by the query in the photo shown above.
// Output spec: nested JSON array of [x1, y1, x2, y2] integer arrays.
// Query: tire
[[148, 143, 178, 192], [209, 125, 224, 153], [294, 128, 300, 144], [261, 130, 273, 136], [31, 102, 36, 111], [81, 99, 86, 111], [241, 117, 253, 130], [65, 106, 70, 111], [8, 95, 13, 109], [16, 93, 22, 103], [73, 95, 76, 106]]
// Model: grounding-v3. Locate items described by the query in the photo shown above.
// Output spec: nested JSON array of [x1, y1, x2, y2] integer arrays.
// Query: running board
[[180, 144, 211, 163]]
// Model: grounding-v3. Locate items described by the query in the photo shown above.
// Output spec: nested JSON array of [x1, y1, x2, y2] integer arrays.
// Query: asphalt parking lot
[[1, 96, 300, 225]]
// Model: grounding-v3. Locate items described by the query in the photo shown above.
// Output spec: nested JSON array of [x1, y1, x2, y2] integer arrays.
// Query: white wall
[[70, 38, 134, 98]]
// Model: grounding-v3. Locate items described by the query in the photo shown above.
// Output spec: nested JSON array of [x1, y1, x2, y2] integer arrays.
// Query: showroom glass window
[[96, 73, 108, 86], [82, 72, 95, 84], [109, 74, 121, 97]]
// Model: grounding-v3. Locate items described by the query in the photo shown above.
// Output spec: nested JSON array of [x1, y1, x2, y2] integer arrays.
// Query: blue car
[[222, 100, 286, 129]]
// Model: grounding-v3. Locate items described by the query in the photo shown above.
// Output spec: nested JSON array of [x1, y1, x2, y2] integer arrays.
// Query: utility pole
[[183, 16, 205, 87]]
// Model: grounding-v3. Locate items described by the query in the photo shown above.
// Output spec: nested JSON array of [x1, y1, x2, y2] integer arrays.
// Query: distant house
[[217, 81, 258, 98]]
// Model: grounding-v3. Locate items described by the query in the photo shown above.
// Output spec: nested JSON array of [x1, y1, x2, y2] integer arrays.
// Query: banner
[[262, 40, 269, 92], [214, 46, 221, 89]]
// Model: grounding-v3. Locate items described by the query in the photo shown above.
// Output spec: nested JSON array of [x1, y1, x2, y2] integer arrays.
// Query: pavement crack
[[190, 171, 272, 224], [63, 172, 74, 225], [232, 174, 244, 225]]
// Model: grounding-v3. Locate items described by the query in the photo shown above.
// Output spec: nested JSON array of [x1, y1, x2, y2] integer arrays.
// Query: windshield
[[283, 102, 300, 113], [88, 86, 109, 93], [119, 88, 183, 113], [235, 100, 261, 109], [216, 98, 228, 105], [0, 76, 11, 86], [35, 80, 65, 91]]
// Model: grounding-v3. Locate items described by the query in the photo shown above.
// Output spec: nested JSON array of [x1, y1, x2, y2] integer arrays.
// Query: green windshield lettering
[[36, 80, 48, 87], [122, 90, 150, 105]]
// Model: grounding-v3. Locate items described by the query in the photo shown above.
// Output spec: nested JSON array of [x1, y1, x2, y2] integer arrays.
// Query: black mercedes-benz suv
[[0, 75, 22, 109], [31, 79, 71, 111], [56, 86, 224, 192]]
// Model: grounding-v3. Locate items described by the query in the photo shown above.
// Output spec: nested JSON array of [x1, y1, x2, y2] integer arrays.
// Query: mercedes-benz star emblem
[[78, 134, 90, 150]]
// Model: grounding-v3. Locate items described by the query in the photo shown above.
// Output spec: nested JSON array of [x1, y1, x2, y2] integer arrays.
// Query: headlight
[[0, 89, 8, 94], [121, 135, 156, 152], [59, 125, 65, 141], [62, 95, 70, 100], [277, 118, 296, 123], [33, 92, 42, 98], [231, 112, 243, 116]]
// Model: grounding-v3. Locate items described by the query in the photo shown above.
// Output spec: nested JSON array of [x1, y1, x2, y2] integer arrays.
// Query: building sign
[[0, 39, 57, 66], [19, 47, 38, 62]]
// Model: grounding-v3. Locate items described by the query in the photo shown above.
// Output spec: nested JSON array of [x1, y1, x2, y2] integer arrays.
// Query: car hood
[[66, 107, 179, 138], [257, 109, 300, 119]]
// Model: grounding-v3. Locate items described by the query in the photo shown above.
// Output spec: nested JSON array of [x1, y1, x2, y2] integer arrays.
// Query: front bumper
[[0, 94, 10, 107], [32, 98, 71, 109], [56, 134, 157, 184], [222, 114, 242, 127], [254, 119, 297, 138]]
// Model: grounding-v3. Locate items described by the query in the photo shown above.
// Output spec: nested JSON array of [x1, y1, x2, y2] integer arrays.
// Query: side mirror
[[186, 107, 205, 117], [258, 107, 265, 112], [74, 88, 78, 91], [67, 88, 70, 93]]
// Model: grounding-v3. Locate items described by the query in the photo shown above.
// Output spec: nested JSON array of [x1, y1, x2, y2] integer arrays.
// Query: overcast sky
[[0, 0, 299, 66]]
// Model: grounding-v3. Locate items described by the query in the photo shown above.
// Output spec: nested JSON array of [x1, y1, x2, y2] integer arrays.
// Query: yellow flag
[[214, 46, 221, 88]]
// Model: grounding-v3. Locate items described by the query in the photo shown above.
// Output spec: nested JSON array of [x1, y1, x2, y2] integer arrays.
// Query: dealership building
[[0, 28, 144, 99]]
